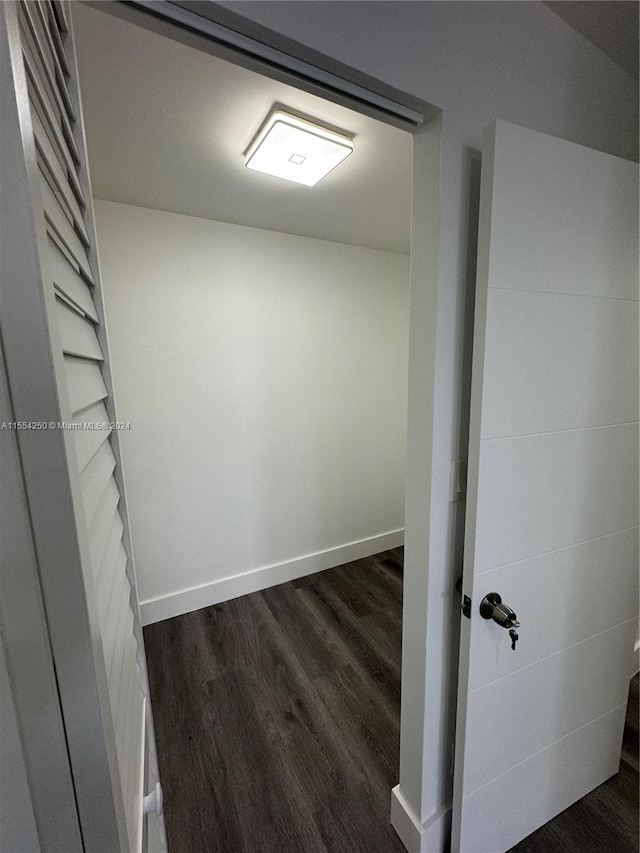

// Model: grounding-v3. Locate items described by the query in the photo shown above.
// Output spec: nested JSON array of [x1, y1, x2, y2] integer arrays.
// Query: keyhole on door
[[480, 592, 520, 651]]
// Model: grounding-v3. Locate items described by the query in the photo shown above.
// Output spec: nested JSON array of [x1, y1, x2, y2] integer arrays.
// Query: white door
[[452, 120, 639, 852], [0, 2, 165, 850]]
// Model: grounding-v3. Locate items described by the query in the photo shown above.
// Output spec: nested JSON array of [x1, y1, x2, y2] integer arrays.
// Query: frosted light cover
[[244, 111, 353, 187]]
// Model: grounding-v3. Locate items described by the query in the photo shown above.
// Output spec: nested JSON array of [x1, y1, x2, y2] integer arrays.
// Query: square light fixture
[[244, 110, 354, 187]]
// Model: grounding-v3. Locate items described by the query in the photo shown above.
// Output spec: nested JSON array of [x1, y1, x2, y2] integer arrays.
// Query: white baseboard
[[390, 786, 450, 853], [140, 529, 404, 625], [391, 786, 423, 853]]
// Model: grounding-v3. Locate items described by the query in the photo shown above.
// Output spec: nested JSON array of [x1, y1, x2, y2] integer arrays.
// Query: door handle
[[479, 592, 520, 650]]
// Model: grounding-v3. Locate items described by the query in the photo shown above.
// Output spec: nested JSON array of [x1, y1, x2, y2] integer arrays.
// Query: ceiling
[[544, 1, 639, 79], [72, 3, 413, 255], [72, 2, 637, 255]]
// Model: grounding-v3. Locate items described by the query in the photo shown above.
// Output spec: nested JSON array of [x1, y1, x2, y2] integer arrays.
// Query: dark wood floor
[[144, 550, 639, 853], [144, 548, 406, 853]]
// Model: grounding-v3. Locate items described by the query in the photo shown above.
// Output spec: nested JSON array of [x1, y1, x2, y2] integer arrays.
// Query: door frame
[[90, 2, 450, 850], [2, 1, 454, 851]]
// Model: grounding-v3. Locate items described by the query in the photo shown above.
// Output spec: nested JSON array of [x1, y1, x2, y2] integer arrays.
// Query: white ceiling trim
[[124, 0, 428, 127]]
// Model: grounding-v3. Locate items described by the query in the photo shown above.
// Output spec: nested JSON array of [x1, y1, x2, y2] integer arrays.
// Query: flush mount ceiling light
[[244, 110, 354, 187]]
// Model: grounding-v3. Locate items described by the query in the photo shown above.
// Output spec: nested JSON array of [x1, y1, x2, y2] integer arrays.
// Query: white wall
[[94, 200, 410, 623], [212, 2, 639, 849]]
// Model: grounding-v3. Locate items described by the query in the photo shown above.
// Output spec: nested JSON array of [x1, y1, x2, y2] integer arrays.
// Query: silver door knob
[[479, 592, 519, 630], [480, 592, 520, 650]]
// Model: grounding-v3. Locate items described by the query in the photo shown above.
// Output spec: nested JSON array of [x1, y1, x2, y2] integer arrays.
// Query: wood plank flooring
[[144, 548, 406, 853], [144, 550, 639, 853]]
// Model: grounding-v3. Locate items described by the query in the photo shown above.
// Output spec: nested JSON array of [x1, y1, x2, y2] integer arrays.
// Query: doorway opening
[[5, 2, 636, 850], [72, 2, 440, 849]]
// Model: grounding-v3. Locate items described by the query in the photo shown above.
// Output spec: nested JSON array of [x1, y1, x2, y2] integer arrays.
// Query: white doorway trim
[[84, 1, 447, 849], [91, 0, 438, 129]]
